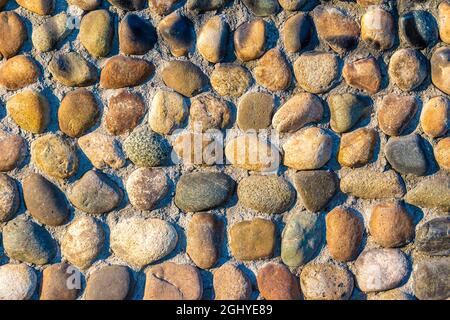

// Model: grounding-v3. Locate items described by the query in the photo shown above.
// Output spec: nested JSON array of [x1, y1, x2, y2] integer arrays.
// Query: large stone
[[435, 137, 450, 171], [388, 49, 428, 91], [343, 57, 382, 94], [279, 0, 306, 11], [361, 7, 395, 51], [405, 175, 450, 211], [211, 64, 252, 98], [186, 0, 228, 12], [0, 134, 26, 172], [105, 91, 145, 135], [0, 264, 37, 300], [16, 0, 53, 15], [100, 56, 154, 89], [234, 19, 266, 62], [242, 0, 280, 16], [400, 10, 438, 49], [257, 263, 301, 300], [149, 0, 180, 15], [328, 93, 368, 133], [431, 47, 450, 95], [413, 258, 450, 300], [0, 55, 40, 90], [293, 170, 337, 212], [119, 14, 156, 55], [213, 264, 252, 300], [384, 134, 428, 176], [237, 92, 273, 131], [32, 13, 71, 52], [377, 94, 418, 136], [78, 132, 126, 170], [85, 265, 131, 300], [68, 0, 101, 10], [189, 94, 231, 132], [40, 263, 79, 300], [0, 174, 20, 222], [172, 132, 222, 166], [438, 1, 450, 44], [416, 217, 450, 256], [126, 168, 169, 211], [420, 96, 449, 138], [0, 12, 27, 58], [161, 60, 208, 97], [149, 90, 187, 135], [338, 128, 377, 168], [123, 130, 171, 167], [48, 52, 98, 87], [254, 48, 292, 91], [106, 0, 145, 10], [158, 12, 194, 57], [197, 16, 229, 63], [282, 12, 312, 53]]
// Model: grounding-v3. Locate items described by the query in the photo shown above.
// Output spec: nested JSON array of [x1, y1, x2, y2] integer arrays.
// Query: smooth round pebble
[[377, 94, 417, 136], [400, 10, 438, 49], [420, 96, 449, 138], [48, 52, 98, 87], [234, 19, 266, 62], [338, 128, 377, 168], [0, 12, 27, 59], [254, 48, 292, 91], [197, 16, 229, 63], [78, 132, 126, 170], [149, 90, 187, 135], [100, 56, 154, 89], [85, 265, 131, 300], [32, 13, 71, 52], [17, 0, 53, 15], [0, 134, 26, 172], [361, 7, 395, 51], [343, 57, 382, 94], [328, 93, 368, 133], [405, 175, 450, 211], [282, 12, 312, 53], [0, 264, 37, 300], [0, 55, 40, 90], [126, 168, 169, 211], [105, 91, 145, 135], [388, 49, 428, 91], [119, 14, 156, 55], [434, 137, 450, 171], [213, 264, 252, 300], [384, 134, 428, 176], [431, 46, 450, 95], [161, 60, 208, 97], [438, 1, 450, 44], [0, 174, 20, 222], [242, 0, 279, 16], [416, 217, 450, 256], [413, 258, 450, 300], [124, 130, 171, 167], [158, 12, 194, 57], [256, 263, 301, 300], [40, 263, 79, 300]]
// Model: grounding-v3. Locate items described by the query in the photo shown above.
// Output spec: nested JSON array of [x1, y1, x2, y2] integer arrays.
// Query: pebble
[[3, 216, 56, 265], [355, 248, 409, 292], [431, 46, 450, 95], [100, 56, 154, 89], [242, 0, 279, 16], [416, 217, 449, 256], [0, 12, 26, 59], [85, 265, 131, 300], [78, 132, 126, 169], [237, 92, 273, 130], [300, 263, 354, 300], [0, 264, 37, 300], [61, 216, 105, 269], [79, 10, 113, 57], [435, 137, 450, 171], [340, 168, 405, 199], [279, 0, 307, 11], [361, 7, 395, 51], [294, 51, 339, 94], [0, 174, 20, 222], [0, 55, 40, 90], [111, 217, 178, 268], [187, 0, 228, 12], [229, 218, 276, 260], [23, 173, 69, 226], [16, 0, 53, 15], [189, 94, 231, 132], [388, 49, 428, 91], [225, 134, 280, 172], [106, 0, 145, 10], [175, 172, 234, 212], [314, 6, 360, 54], [328, 93, 368, 133], [149, 90, 187, 135], [187, 213, 223, 269], [254, 48, 292, 91], [6, 90, 50, 134], [119, 14, 157, 55], [31, 134, 79, 179], [377, 94, 418, 136], [420, 96, 449, 138], [68, 170, 122, 214], [282, 12, 312, 53], [210, 63, 252, 97], [413, 258, 450, 300], [438, 1, 450, 44], [172, 132, 221, 165], [281, 212, 323, 267], [123, 130, 171, 167], [400, 10, 438, 49], [257, 263, 301, 300], [238, 175, 294, 214], [213, 264, 252, 300], [343, 57, 382, 94], [58, 89, 99, 138], [369, 202, 414, 248], [369, 289, 415, 301], [48, 52, 98, 87], [338, 128, 377, 168], [384, 134, 428, 176], [32, 13, 71, 52], [149, 0, 180, 15], [357, 0, 383, 5], [294, 170, 337, 212], [161, 60, 208, 97], [158, 12, 194, 57], [283, 127, 333, 170], [405, 175, 450, 211], [40, 263, 79, 300], [144, 262, 202, 300], [68, 0, 101, 10], [197, 16, 229, 63], [0, 134, 26, 172], [234, 19, 266, 62], [126, 168, 169, 211], [105, 91, 145, 135]]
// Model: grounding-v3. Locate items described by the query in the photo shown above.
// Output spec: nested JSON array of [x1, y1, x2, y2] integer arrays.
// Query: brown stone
[[420, 96, 449, 138], [435, 137, 450, 171], [0, 133, 26, 172], [213, 264, 252, 300], [257, 263, 301, 300], [197, 16, 229, 63], [85, 265, 131, 300], [0, 55, 39, 90], [105, 91, 145, 135], [0, 174, 20, 222], [357, 0, 383, 6], [210, 63, 252, 98], [234, 19, 266, 62], [119, 14, 156, 56], [361, 6, 395, 51], [431, 46, 450, 95], [343, 57, 382, 94], [68, 0, 101, 10], [254, 48, 292, 91], [237, 92, 274, 131], [40, 263, 78, 300], [17, 0, 53, 15], [149, 90, 187, 135], [389, 49, 428, 91], [377, 94, 417, 136], [0, 12, 27, 59], [79, 9, 113, 57], [158, 12, 194, 57], [282, 12, 312, 53], [48, 52, 98, 87], [149, 0, 180, 15], [100, 56, 154, 89], [438, 1, 450, 44], [189, 94, 231, 132], [161, 60, 208, 97], [338, 128, 377, 168], [78, 132, 126, 170]]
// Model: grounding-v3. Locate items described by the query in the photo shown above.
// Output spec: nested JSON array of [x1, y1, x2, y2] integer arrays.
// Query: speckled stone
[[69, 170, 123, 214], [172, 132, 222, 166], [435, 137, 450, 171], [0, 55, 40, 90], [420, 96, 449, 138], [384, 134, 428, 176], [119, 14, 157, 55], [40, 263, 79, 300], [17, 0, 53, 15], [149, 90, 187, 135], [343, 57, 382, 94], [187, 0, 229, 13], [413, 258, 450, 300], [106, 0, 145, 10], [213, 264, 252, 300], [105, 91, 145, 135], [0, 264, 37, 300], [149, 0, 180, 15], [416, 217, 449, 256], [431, 46, 450, 95], [438, 1, 450, 44], [328, 93, 368, 133], [48, 52, 98, 87], [68, 0, 101, 10], [257, 263, 301, 300], [388, 49, 428, 91], [282, 12, 312, 53], [0, 134, 27, 172], [158, 12, 194, 57], [161, 60, 208, 97], [189, 94, 231, 132], [0, 174, 20, 222], [85, 265, 131, 300], [279, 0, 306, 11], [400, 10, 438, 49], [197, 16, 229, 63], [211, 63, 252, 98], [254, 48, 292, 91], [377, 94, 418, 136], [32, 13, 71, 53], [78, 132, 126, 170], [0, 11, 27, 59], [234, 19, 266, 62], [123, 130, 171, 167], [237, 92, 273, 131], [100, 56, 154, 89], [338, 128, 377, 168], [294, 170, 337, 212], [405, 175, 450, 211], [361, 6, 395, 51], [281, 212, 323, 267], [126, 168, 169, 211]]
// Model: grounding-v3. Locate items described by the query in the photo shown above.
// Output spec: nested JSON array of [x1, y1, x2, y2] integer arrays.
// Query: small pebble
[[400, 10, 438, 49], [328, 93, 368, 133], [119, 14, 157, 55], [234, 19, 266, 62], [338, 128, 377, 168], [388, 49, 428, 91], [237, 92, 273, 130], [293, 170, 337, 212], [369, 289, 415, 301], [405, 175, 450, 211], [187, 0, 228, 13], [343, 57, 382, 94], [0, 264, 37, 300], [257, 263, 301, 300], [420, 96, 449, 138], [197, 16, 229, 63], [254, 48, 292, 91], [105, 91, 145, 135], [78, 132, 126, 169], [384, 134, 428, 176], [126, 168, 169, 211], [32, 13, 71, 52], [106, 0, 145, 10], [79, 9, 113, 57], [377, 94, 417, 136], [0, 55, 40, 90], [438, 1, 450, 44], [0, 133, 27, 172], [211, 63, 252, 97], [279, 0, 307, 11], [68, 0, 101, 10], [100, 56, 154, 89], [413, 258, 450, 300], [189, 94, 231, 132], [149, 0, 180, 15], [361, 6, 395, 51], [431, 46, 450, 95], [213, 264, 252, 300], [242, 0, 280, 16], [40, 263, 79, 300], [85, 265, 131, 300], [158, 12, 194, 57], [282, 12, 312, 53], [161, 60, 208, 97], [172, 132, 221, 165], [0, 12, 27, 59], [149, 90, 187, 135], [123, 130, 171, 167], [48, 52, 98, 87], [416, 217, 449, 256], [0, 174, 20, 222], [434, 137, 450, 171], [17, 0, 53, 15]]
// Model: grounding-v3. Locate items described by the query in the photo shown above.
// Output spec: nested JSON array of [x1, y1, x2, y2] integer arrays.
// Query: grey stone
[[413, 258, 450, 300], [293, 170, 337, 212], [385, 134, 428, 176], [416, 217, 450, 256]]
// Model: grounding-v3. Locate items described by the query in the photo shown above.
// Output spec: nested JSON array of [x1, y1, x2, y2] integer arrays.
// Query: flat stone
[[400, 10, 438, 49], [242, 0, 279, 16], [189, 94, 231, 132], [293, 170, 337, 212], [158, 12, 194, 57], [49, 52, 98, 87], [17, 0, 53, 15], [416, 217, 450, 256], [7, 90, 50, 134], [100, 56, 154, 89], [0, 264, 37, 300], [438, 1, 450, 44], [23, 173, 69, 226], [282, 12, 312, 53], [111, 217, 178, 268], [413, 258, 450, 300], [234, 19, 266, 62], [338, 128, 377, 168], [420, 96, 449, 138], [187, 0, 228, 12], [435, 137, 450, 171], [0, 55, 40, 90], [106, 0, 145, 10], [149, 90, 187, 135], [61, 216, 105, 269], [237, 92, 273, 130], [175, 172, 234, 212], [431, 46, 450, 95], [69, 170, 122, 214], [229, 218, 276, 260], [123, 130, 171, 167], [126, 168, 169, 211], [300, 263, 354, 300], [384, 134, 428, 176], [68, 0, 101, 10], [85, 265, 131, 300], [405, 175, 450, 211], [294, 51, 339, 93], [377, 94, 418, 136], [361, 7, 395, 51], [254, 48, 292, 91], [31, 134, 79, 179], [3, 217, 56, 265], [211, 63, 252, 98], [0, 174, 20, 222], [388, 49, 428, 91], [40, 263, 79, 300], [172, 132, 222, 166], [0, 11, 27, 58], [119, 14, 156, 55], [187, 213, 223, 269], [328, 93, 368, 133], [197, 16, 229, 63], [340, 168, 405, 199], [238, 175, 294, 214], [144, 262, 202, 300], [257, 263, 301, 300], [279, 0, 307, 11], [343, 57, 382, 94], [0, 134, 26, 172], [32, 13, 71, 52], [281, 212, 323, 267], [105, 91, 145, 135], [213, 264, 252, 300], [149, 0, 180, 15], [161, 60, 208, 97], [78, 132, 126, 169], [283, 127, 333, 170]]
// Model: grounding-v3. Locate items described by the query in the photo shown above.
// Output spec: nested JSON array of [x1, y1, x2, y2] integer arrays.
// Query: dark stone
[[384, 134, 428, 176], [400, 10, 439, 49], [158, 12, 194, 57], [282, 12, 312, 53], [119, 14, 157, 55], [293, 170, 337, 212], [106, 0, 145, 10], [414, 258, 450, 300], [416, 217, 450, 256], [242, 0, 280, 16], [85, 265, 131, 300]]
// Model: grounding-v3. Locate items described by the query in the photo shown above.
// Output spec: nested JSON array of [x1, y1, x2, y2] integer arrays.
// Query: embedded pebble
[[79, 10, 113, 57], [282, 12, 312, 53], [413, 258, 450, 300], [189, 94, 231, 132], [279, 0, 306, 11], [213, 264, 252, 300], [17, 0, 53, 15], [68, 0, 101, 10], [400, 10, 438, 49], [211, 63, 252, 97], [85, 265, 131, 300], [100, 56, 154, 89], [369, 289, 415, 301], [0, 264, 37, 300], [438, 1, 450, 44], [343, 57, 382, 94], [405, 175, 450, 211], [361, 6, 395, 51], [126, 168, 169, 211], [257, 263, 301, 300], [161, 60, 208, 97], [119, 14, 157, 55], [0, 134, 27, 172], [0, 11, 27, 59], [187, 0, 228, 12], [78, 132, 126, 170], [431, 46, 450, 95], [234, 19, 266, 62], [388, 49, 428, 91], [40, 263, 79, 300], [416, 217, 450, 256], [242, 0, 280, 16], [434, 137, 450, 171], [377, 94, 418, 136], [32, 13, 71, 52], [0, 55, 40, 90], [172, 132, 221, 165], [149, 90, 187, 135], [420, 96, 449, 138], [254, 48, 292, 91], [158, 12, 194, 57], [293, 170, 337, 212], [384, 134, 428, 176], [0, 174, 20, 222], [197, 16, 229, 63], [124, 130, 170, 167], [106, 0, 145, 10], [357, 0, 383, 5], [105, 91, 145, 135], [48, 52, 98, 87], [149, 0, 180, 15], [328, 93, 368, 133], [338, 128, 377, 168], [237, 92, 273, 130]]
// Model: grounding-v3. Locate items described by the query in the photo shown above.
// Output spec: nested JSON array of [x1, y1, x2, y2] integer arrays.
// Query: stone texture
[[293, 170, 337, 212], [213, 264, 252, 300], [0, 264, 37, 300], [237, 92, 273, 130], [234, 19, 266, 62], [338, 128, 377, 168], [431, 46, 450, 95], [413, 258, 450, 300], [172, 132, 221, 166], [187, 0, 228, 13], [420, 96, 449, 138], [369, 289, 415, 301], [211, 64, 252, 97], [158, 12, 194, 57], [32, 13, 71, 52], [0, 11, 27, 59], [279, 0, 306, 11], [105, 91, 145, 135], [68, 0, 101, 10], [197, 16, 229, 63], [126, 168, 169, 211], [124, 130, 171, 167], [405, 175, 450, 211], [106, 0, 145, 11], [149, 0, 180, 15], [189, 94, 231, 132], [0, 134, 26, 172], [282, 12, 312, 53], [438, 1, 450, 44], [400, 10, 438, 49], [242, 0, 279, 16], [254, 48, 292, 91], [257, 263, 301, 300], [119, 14, 156, 55], [329, 93, 368, 133], [0, 55, 40, 90], [161, 60, 208, 97], [40, 263, 79, 300], [416, 217, 450, 256], [377, 94, 418, 136], [17, 0, 53, 15], [385, 134, 428, 176], [48, 52, 98, 87], [100, 56, 154, 89], [149, 90, 187, 135], [343, 57, 382, 94], [435, 137, 450, 171], [388, 49, 428, 91], [361, 6, 395, 51], [0, 174, 20, 222], [78, 132, 126, 170], [85, 265, 131, 300]]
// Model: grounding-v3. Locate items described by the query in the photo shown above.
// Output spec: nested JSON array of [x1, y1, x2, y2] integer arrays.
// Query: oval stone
[[85, 265, 131, 300], [416, 217, 450, 256], [254, 48, 292, 91], [0, 264, 37, 300], [32, 13, 71, 53], [100, 56, 154, 89], [126, 168, 169, 211], [0, 11, 27, 59], [361, 7, 395, 51], [384, 134, 428, 176], [40, 263, 79, 300], [400, 10, 438, 49], [119, 14, 156, 55], [328, 93, 368, 133], [439, 1, 450, 44], [0, 174, 20, 222], [105, 91, 145, 135], [420, 96, 449, 138], [16, 0, 53, 15], [242, 0, 280, 17], [197, 16, 229, 63], [0, 134, 27, 172], [213, 264, 252, 300], [405, 175, 450, 211], [435, 137, 450, 171], [0, 55, 40, 90], [257, 263, 301, 300], [161, 60, 208, 97], [78, 132, 126, 170], [431, 46, 450, 95], [377, 94, 418, 136], [343, 57, 382, 94], [124, 130, 171, 167], [388, 49, 428, 91], [234, 19, 266, 62], [413, 258, 450, 300], [282, 12, 312, 53], [338, 128, 377, 168], [158, 12, 194, 57], [149, 90, 188, 135], [237, 92, 273, 131], [48, 52, 98, 87], [211, 63, 252, 98]]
